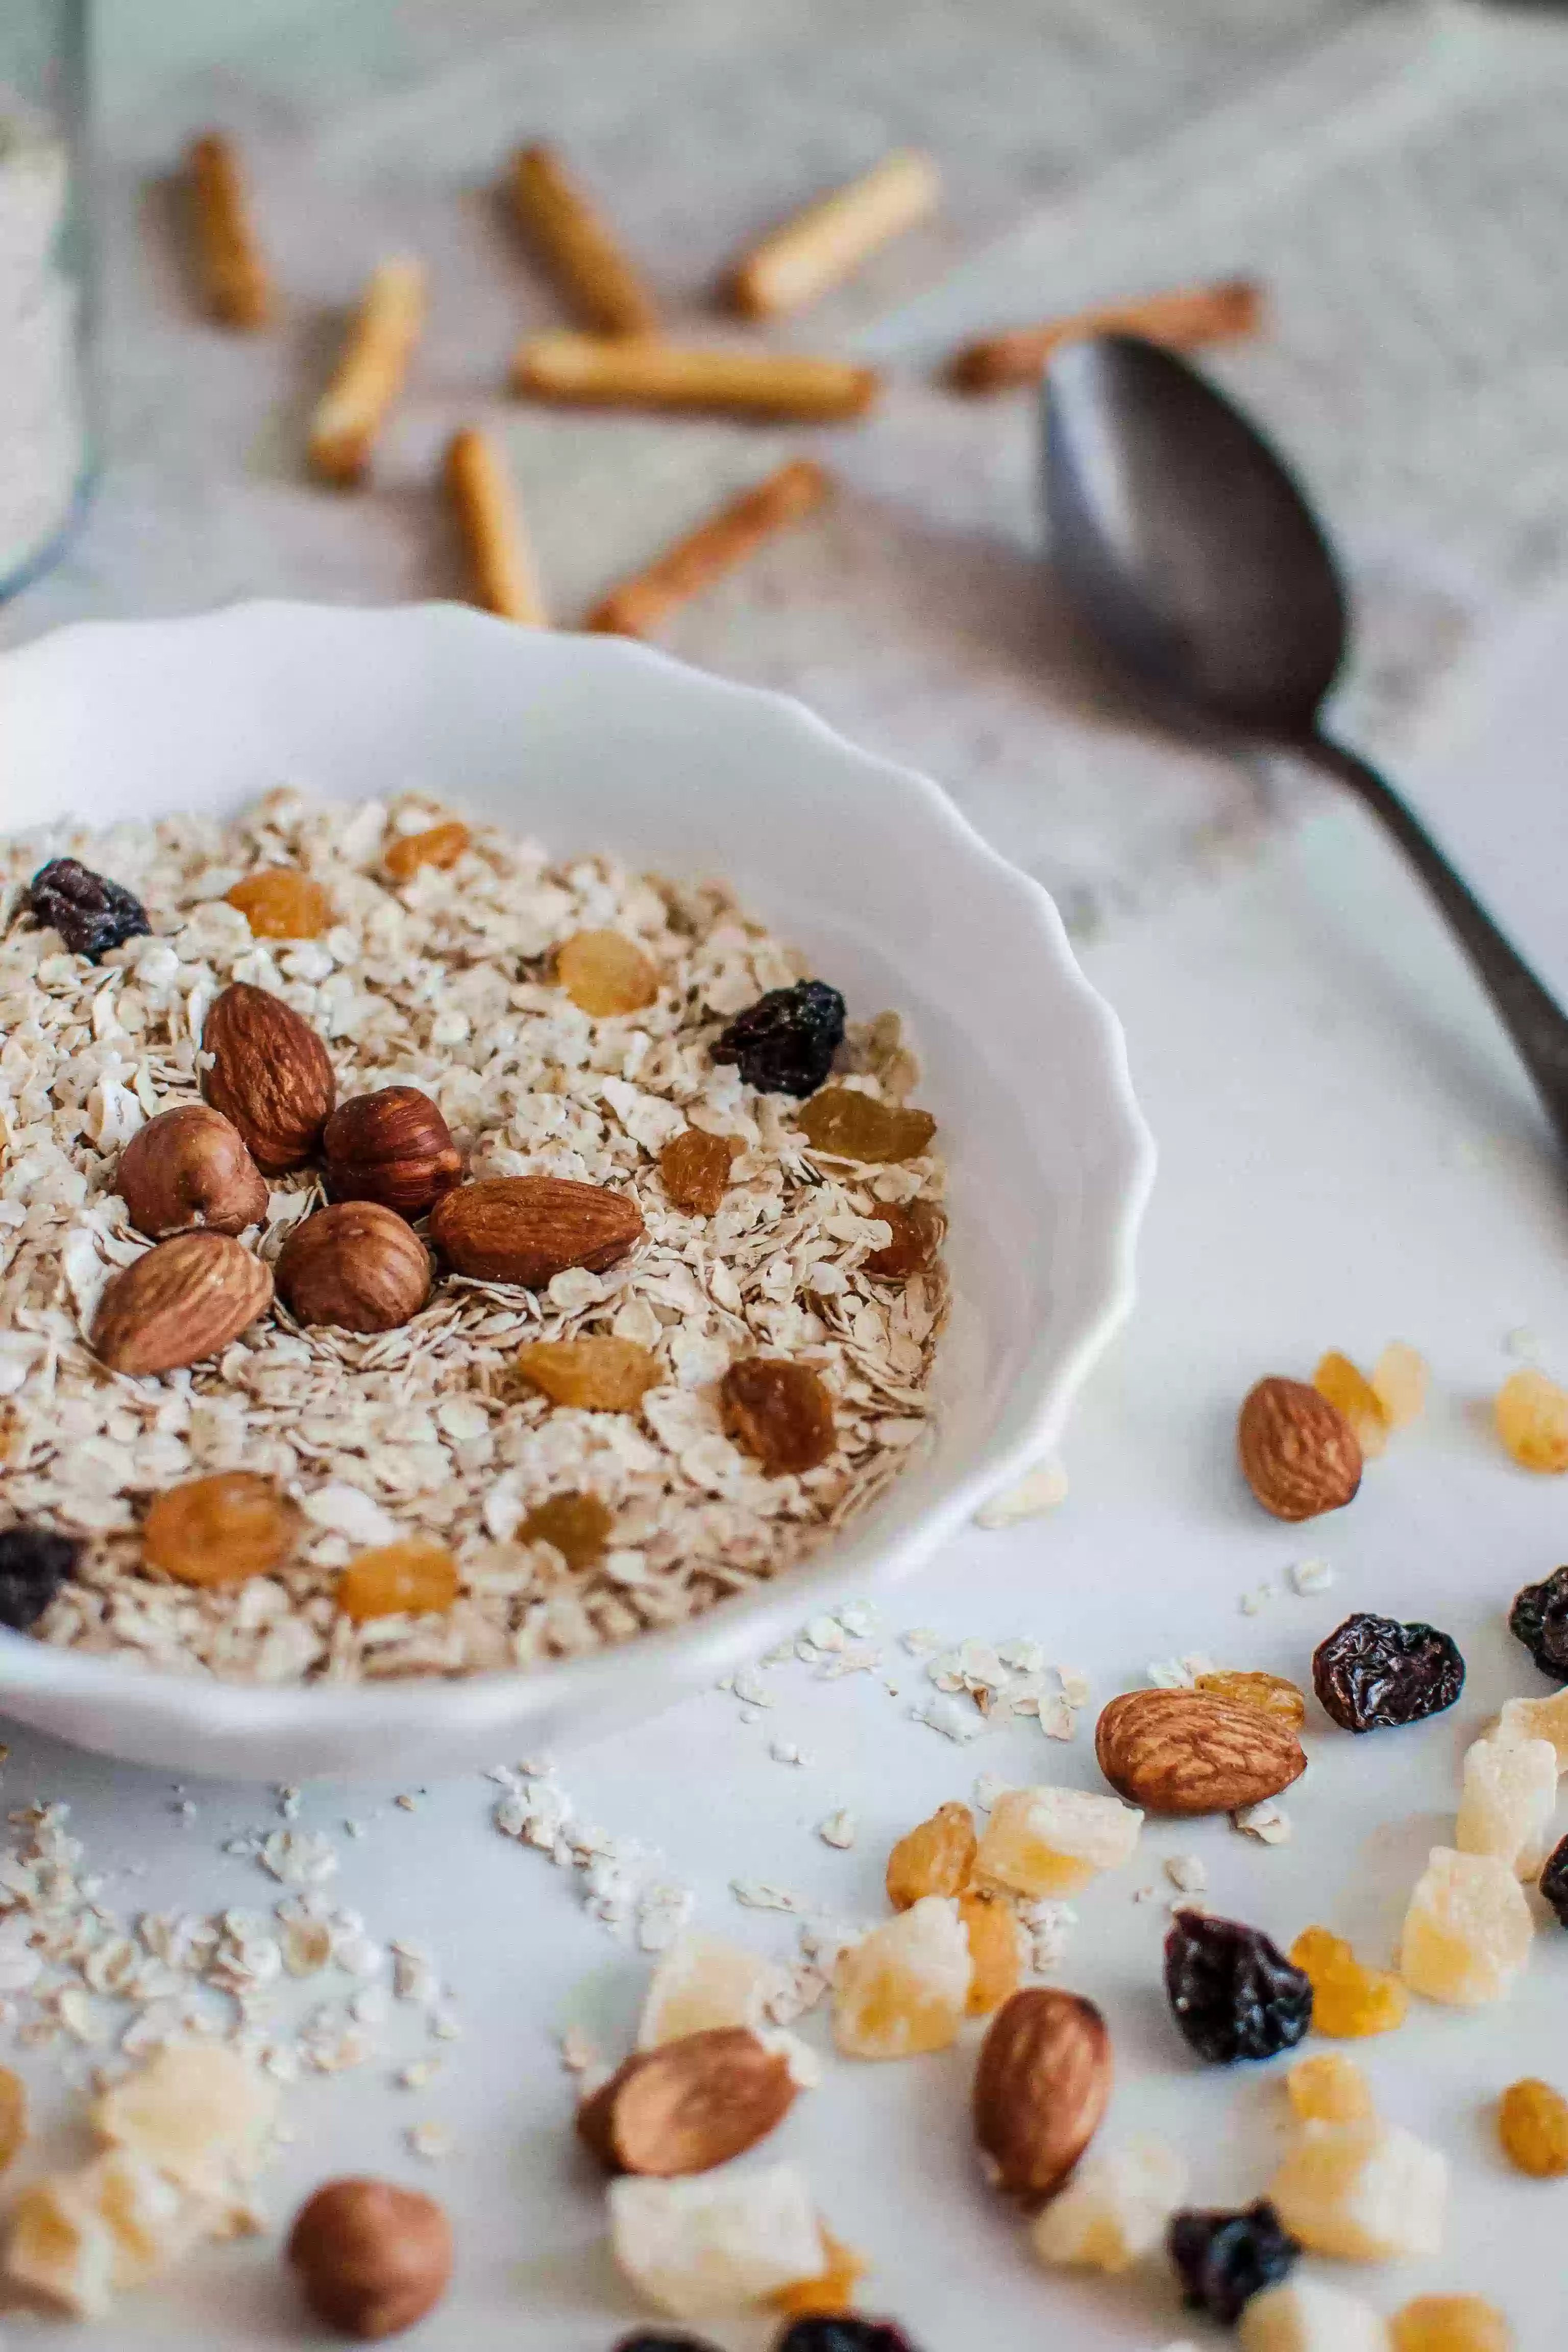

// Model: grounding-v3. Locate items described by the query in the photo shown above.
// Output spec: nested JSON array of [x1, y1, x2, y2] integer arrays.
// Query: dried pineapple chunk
[[1398, 1847, 1533, 2006], [1287, 2052, 1376, 2126], [1455, 1734, 1557, 1879], [974, 1785, 1142, 1900], [1269, 2119, 1447, 2260], [7, 2151, 215, 2319], [638, 1933, 786, 2049], [1370, 1342, 1429, 1431], [1496, 1687, 1568, 1773], [609, 2162, 824, 2319], [1240, 2277, 1391, 2351], [1031, 2139, 1187, 2274], [93, 2041, 278, 2194], [832, 1896, 972, 2060]]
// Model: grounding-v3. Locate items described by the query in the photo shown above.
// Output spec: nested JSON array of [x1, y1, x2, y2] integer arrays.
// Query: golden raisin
[[142, 1472, 302, 1589], [1194, 1669, 1307, 1730], [556, 928, 659, 1017], [1390, 2295, 1512, 2352], [336, 1540, 459, 1623], [0, 2068, 29, 2172], [1313, 1350, 1389, 1458], [1496, 1367, 1568, 1473], [224, 871, 331, 940], [658, 1127, 741, 1216], [1372, 1340, 1429, 1430], [515, 1337, 660, 1413], [720, 1358, 837, 1476], [795, 1087, 937, 1164], [1498, 2077, 1568, 2177], [385, 821, 471, 880], [959, 1889, 1021, 2017], [864, 1197, 943, 1279], [770, 2228, 868, 2318], [886, 1802, 977, 1910], [1286, 2051, 1375, 2125], [1289, 1925, 1409, 2038], [519, 1490, 614, 1572]]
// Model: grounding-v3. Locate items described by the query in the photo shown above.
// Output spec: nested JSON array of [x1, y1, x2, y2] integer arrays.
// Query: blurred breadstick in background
[[950, 276, 1263, 393], [187, 132, 273, 330], [728, 149, 940, 317], [513, 332, 877, 422], [587, 460, 829, 639], [308, 257, 426, 486], [509, 143, 657, 337], [445, 428, 548, 625]]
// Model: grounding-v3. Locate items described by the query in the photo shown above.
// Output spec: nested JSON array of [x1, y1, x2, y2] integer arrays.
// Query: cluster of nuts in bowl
[[0, 794, 946, 1678]]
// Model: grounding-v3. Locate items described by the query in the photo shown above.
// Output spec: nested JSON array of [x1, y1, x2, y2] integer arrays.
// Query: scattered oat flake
[[770, 1742, 810, 1768], [1165, 1855, 1208, 1894], [258, 1829, 338, 1889], [398, 2058, 443, 2089], [973, 1457, 1068, 1527], [912, 1695, 988, 1744], [1289, 1558, 1335, 1596], [901, 1628, 942, 1655], [558, 2028, 598, 2075], [731, 1880, 808, 1914], [1233, 1799, 1292, 1845], [818, 1811, 857, 1850], [407, 2121, 455, 2162]]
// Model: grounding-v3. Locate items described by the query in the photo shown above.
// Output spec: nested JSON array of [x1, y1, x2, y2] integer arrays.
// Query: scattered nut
[[287, 2177, 452, 2340], [1094, 1688, 1306, 1818], [323, 1086, 462, 1218], [115, 1104, 268, 1238], [201, 980, 337, 1173], [91, 1231, 273, 1375], [1238, 1376, 1362, 1521], [277, 1202, 432, 1333], [429, 1174, 644, 1287], [972, 1987, 1112, 2201], [576, 2027, 797, 2176]]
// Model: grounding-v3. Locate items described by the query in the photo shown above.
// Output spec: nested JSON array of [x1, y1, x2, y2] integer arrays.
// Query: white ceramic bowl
[[1, 601, 1152, 1778]]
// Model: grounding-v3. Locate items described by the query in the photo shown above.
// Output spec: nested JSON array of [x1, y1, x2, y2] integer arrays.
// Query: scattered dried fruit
[[1168, 2199, 1298, 2325], [609, 2162, 825, 2319], [201, 981, 337, 1173], [115, 1104, 269, 1239], [384, 820, 471, 880], [975, 1785, 1143, 1900], [516, 1337, 660, 1413], [958, 1891, 1021, 2017], [1313, 1351, 1389, 1457], [712, 979, 847, 1098], [5, 2149, 213, 2318], [1288, 1927, 1409, 2039], [1165, 1912, 1312, 2065], [773, 2324, 914, 2352], [864, 1198, 943, 1280], [24, 856, 151, 961], [769, 2228, 869, 2319], [1495, 1367, 1568, 1472], [1455, 1732, 1557, 1879], [1268, 2118, 1447, 2259], [1371, 1340, 1429, 1429], [1286, 2053, 1374, 2125], [288, 2177, 453, 2340], [0, 1524, 80, 1630], [335, 1541, 460, 1624], [225, 869, 332, 939], [1398, 1848, 1533, 2006], [832, 1896, 972, 2060], [1095, 1687, 1306, 1817], [429, 1174, 644, 1287], [91, 1230, 274, 1375], [1031, 2139, 1187, 2274], [323, 1087, 462, 1218], [720, 1358, 837, 1476], [659, 1128, 742, 1216], [972, 1986, 1111, 2199], [0, 2068, 29, 2172], [1390, 2296, 1512, 2352], [94, 2041, 278, 2195], [1497, 2076, 1568, 2177], [1241, 2278, 1389, 2351], [142, 1471, 302, 1589], [1542, 1834, 1568, 1928], [577, 2028, 796, 2177], [1238, 1377, 1363, 1522], [885, 1802, 976, 1910], [277, 1201, 432, 1333], [1507, 1564, 1568, 1683], [519, 1489, 615, 1570], [1313, 1611, 1464, 1732], [1193, 1670, 1307, 1730], [795, 1088, 936, 1165], [557, 927, 660, 1016], [638, 1937, 785, 2050]]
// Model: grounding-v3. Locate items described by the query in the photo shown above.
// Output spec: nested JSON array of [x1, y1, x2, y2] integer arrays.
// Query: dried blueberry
[[1312, 1609, 1464, 1732], [0, 1525, 80, 1631], [1165, 1910, 1312, 2064], [712, 980, 846, 1098], [773, 2325, 917, 2352], [1509, 1566, 1568, 1684], [1168, 2199, 1298, 2323], [23, 857, 151, 962], [1541, 1834, 1568, 1929]]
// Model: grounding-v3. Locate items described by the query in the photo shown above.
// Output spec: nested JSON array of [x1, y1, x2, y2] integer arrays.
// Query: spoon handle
[[1311, 732, 1568, 1157]]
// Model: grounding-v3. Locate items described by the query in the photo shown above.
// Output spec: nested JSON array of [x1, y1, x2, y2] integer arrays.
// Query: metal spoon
[[1043, 333, 1568, 1153]]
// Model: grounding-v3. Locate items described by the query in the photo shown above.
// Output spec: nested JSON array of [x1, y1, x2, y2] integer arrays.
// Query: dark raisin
[[773, 2325, 918, 2352], [1311, 1610, 1464, 1732], [611, 2337, 721, 2352], [0, 1525, 81, 1631], [712, 980, 846, 1098], [1164, 1910, 1312, 2064], [1541, 1834, 1568, 1929], [22, 857, 152, 963], [1508, 1566, 1568, 1683], [1168, 2199, 1299, 2323]]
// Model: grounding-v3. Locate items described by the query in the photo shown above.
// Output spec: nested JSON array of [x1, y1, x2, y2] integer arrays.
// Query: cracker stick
[[728, 149, 940, 318], [513, 331, 877, 423], [586, 459, 829, 639], [308, 257, 427, 486], [949, 276, 1263, 394], [444, 428, 548, 625], [187, 132, 273, 331], [509, 143, 656, 337]]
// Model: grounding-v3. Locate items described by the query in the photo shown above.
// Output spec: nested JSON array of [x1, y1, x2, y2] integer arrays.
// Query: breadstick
[[509, 143, 656, 337], [586, 460, 829, 639], [728, 150, 940, 318], [444, 428, 548, 626], [513, 331, 877, 423], [949, 277, 1263, 394], [187, 132, 273, 331], [308, 257, 427, 487]]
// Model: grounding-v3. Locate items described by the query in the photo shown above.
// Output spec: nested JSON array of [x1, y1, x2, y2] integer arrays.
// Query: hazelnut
[[115, 1105, 269, 1239], [276, 1201, 431, 1333], [324, 1086, 461, 1219], [288, 2177, 452, 2340]]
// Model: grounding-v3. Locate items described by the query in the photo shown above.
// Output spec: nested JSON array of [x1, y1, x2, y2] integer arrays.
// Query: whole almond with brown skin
[[277, 1202, 432, 1333], [973, 1988, 1111, 2202], [429, 1176, 643, 1288], [115, 1104, 268, 1239], [1238, 1374, 1362, 1521], [1095, 1687, 1306, 1817], [576, 2027, 795, 2177], [92, 1231, 273, 1375], [201, 981, 336, 1174], [324, 1087, 462, 1219]]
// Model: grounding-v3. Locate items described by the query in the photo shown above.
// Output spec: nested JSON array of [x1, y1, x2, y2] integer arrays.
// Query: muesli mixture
[[0, 790, 946, 1683]]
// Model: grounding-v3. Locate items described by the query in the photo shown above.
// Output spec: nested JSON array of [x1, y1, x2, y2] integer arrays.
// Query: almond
[[201, 982, 336, 1174], [973, 1988, 1111, 2202], [276, 1202, 432, 1333], [91, 1232, 273, 1375], [576, 2028, 796, 2178], [429, 1176, 643, 1289], [1095, 1688, 1306, 1817], [115, 1104, 268, 1239], [1238, 1375, 1362, 1521]]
